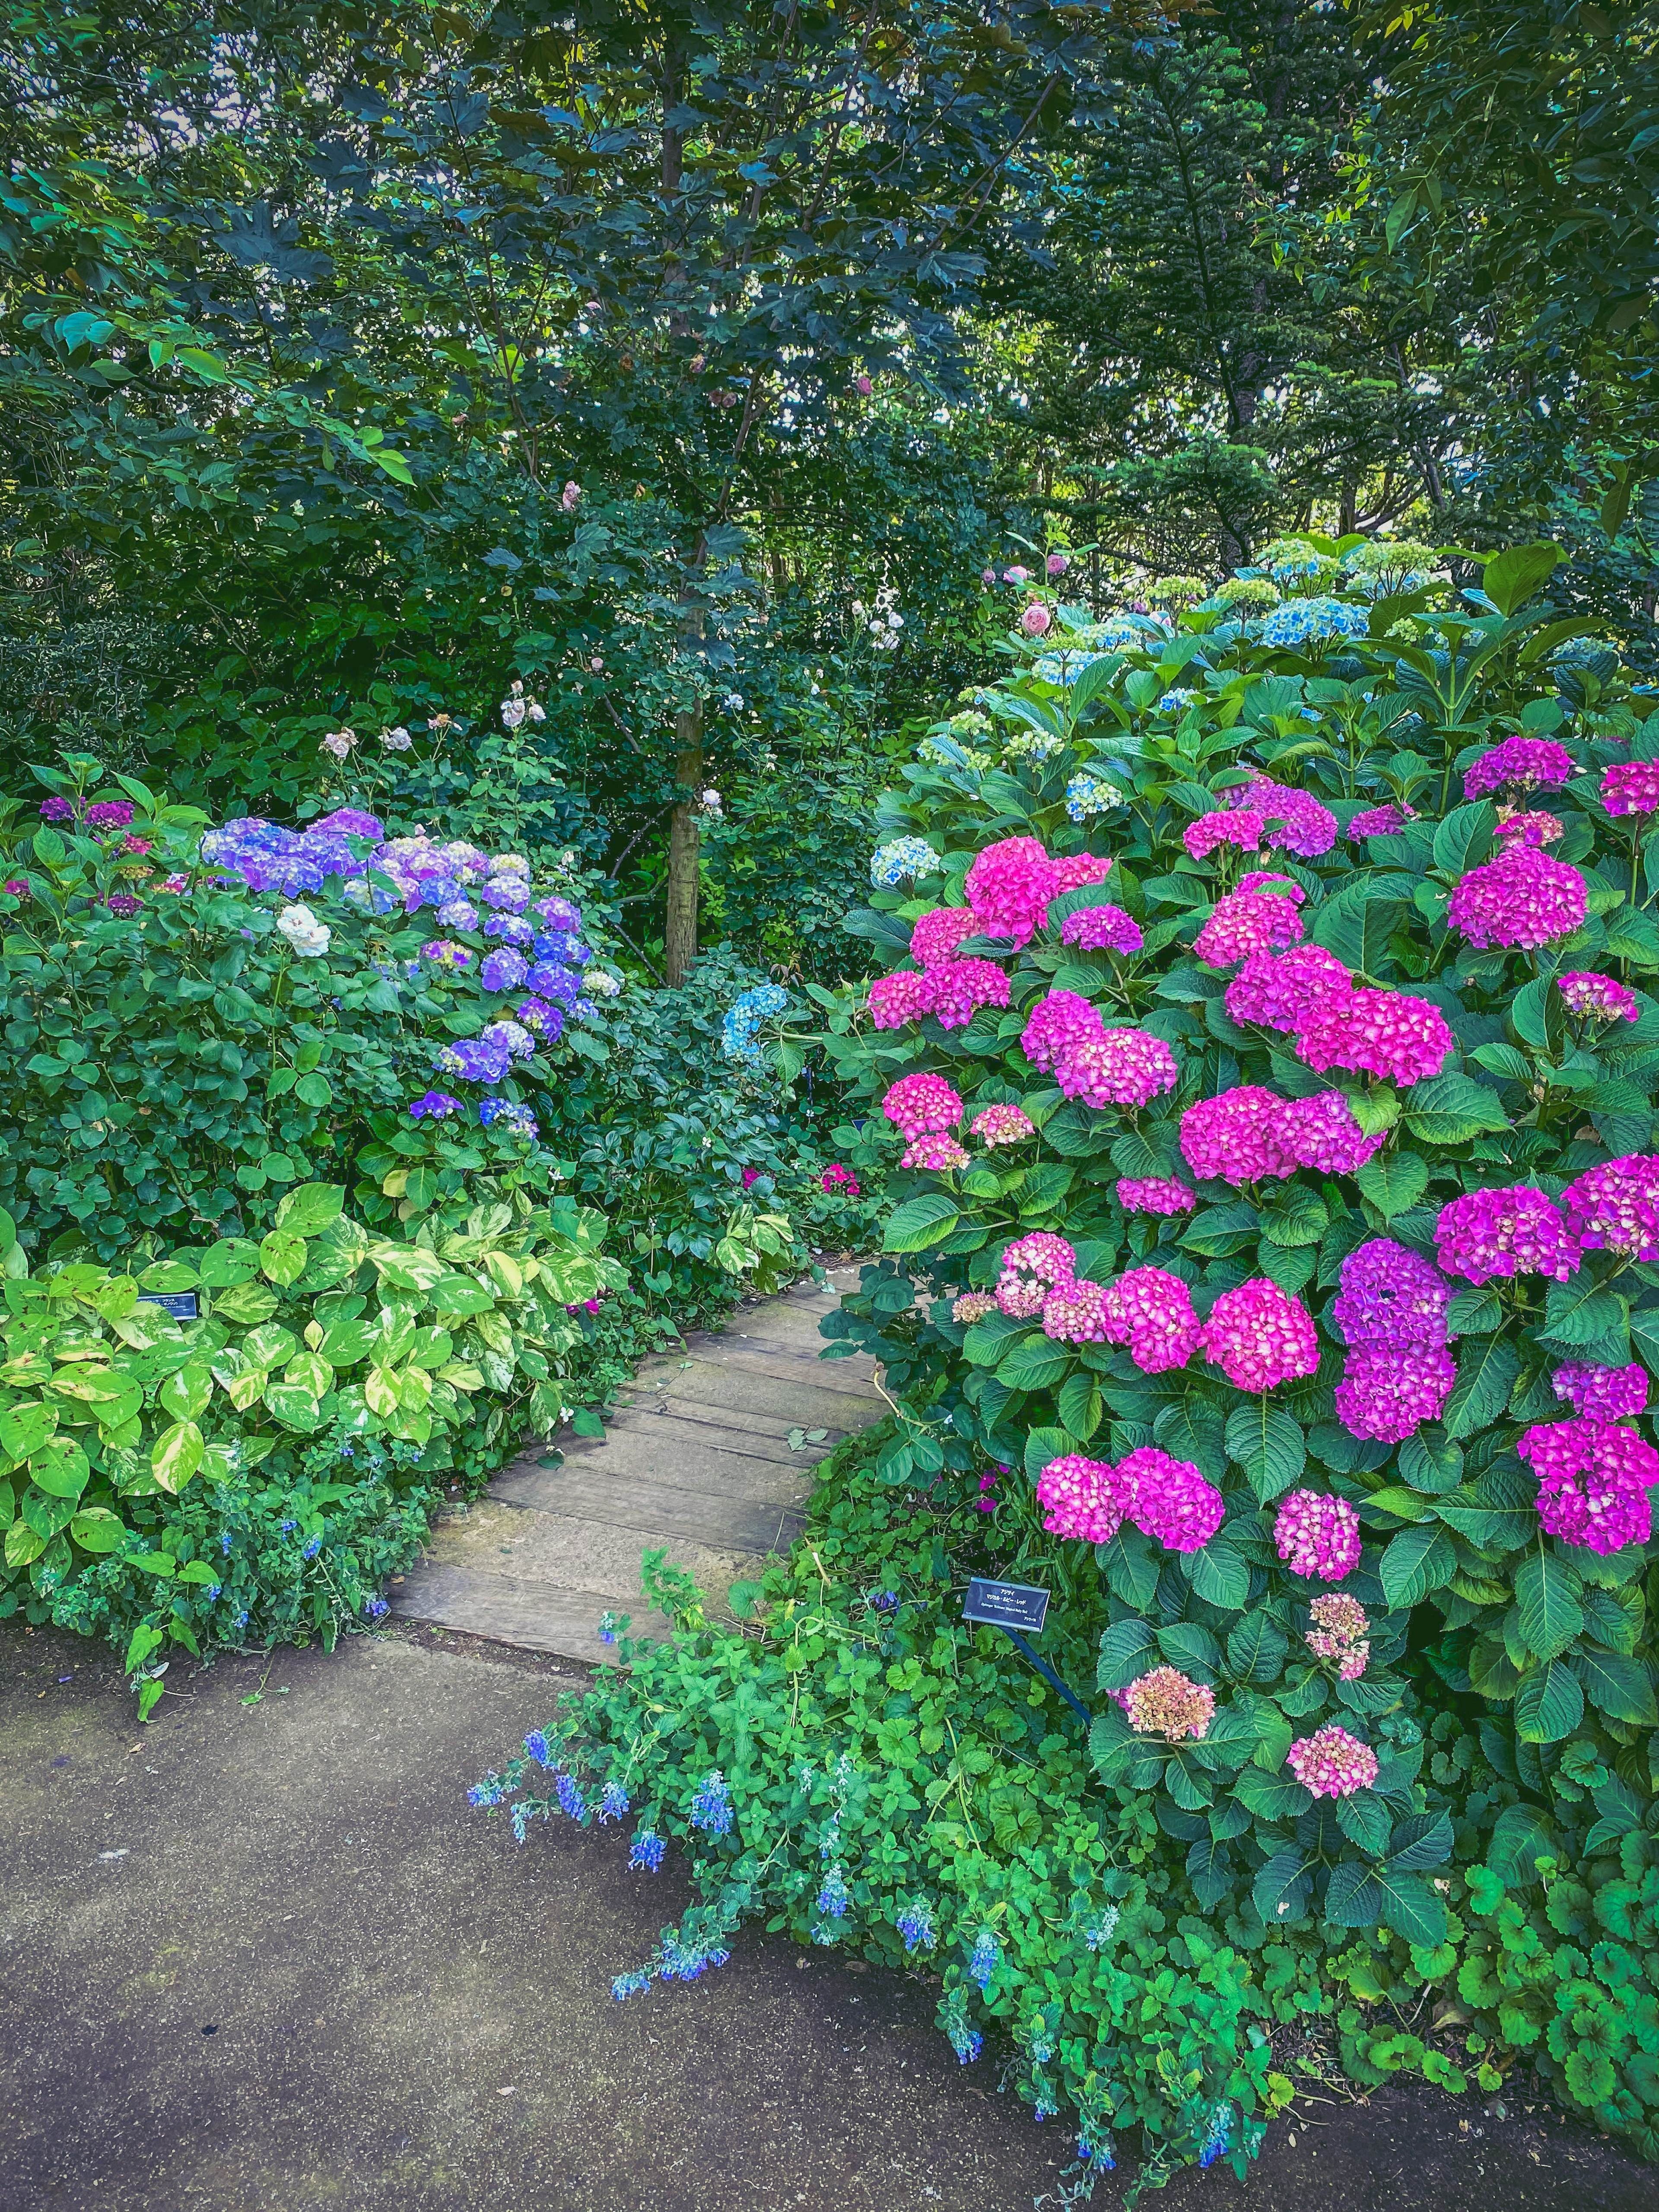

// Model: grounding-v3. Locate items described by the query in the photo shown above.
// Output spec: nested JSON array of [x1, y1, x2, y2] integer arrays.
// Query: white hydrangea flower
[[586, 970, 623, 997], [276, 904, 331, 958]]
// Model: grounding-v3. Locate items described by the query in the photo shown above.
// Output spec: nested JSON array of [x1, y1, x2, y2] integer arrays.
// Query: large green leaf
[[1251, 1850, 1311, 1925], [1306, 877, 1409, 976], [27, 1434, 90, 1500], [1568, 1646, 1658, 1726], [150, 1419, 204, 1493], [1184, 1536, 1251, 1612], [996, 1339, 1070, 1393], [1514, 1548, 1584, 1661], [1224, 1401, 1305, 1503], [1402, 1074, 1510, 1144], [1097, 1618, 1157, 1689], [1514, 1659, 1585, 1743], [1482, 540, 1562, 617], [962, 1311, 1027, 1367], [1227, 1614, 1289, 1683], [0, 1400, 55, 1464], [1441, 1335, 1520, 1440], [1539, 1278, 1629, 1362], [881, 1194, 960, 1255], [258, 1229, 309, 1287], [1354, 1150, 1428, 1220], [274, 1181, 346, 1235], [1324, 1862, 1448, 1947], [1153, 1400, 1227, 1481], [1379, 1522, 1456, 1608]]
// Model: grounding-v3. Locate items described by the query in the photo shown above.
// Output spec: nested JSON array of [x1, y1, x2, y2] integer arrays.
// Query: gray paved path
[[391, 1269, 881, 1660]]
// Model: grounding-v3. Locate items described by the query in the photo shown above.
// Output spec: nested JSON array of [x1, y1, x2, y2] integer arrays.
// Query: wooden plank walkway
[[389, 1265, 882, 1661]]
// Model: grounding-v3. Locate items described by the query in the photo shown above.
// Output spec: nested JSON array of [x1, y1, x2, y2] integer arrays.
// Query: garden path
[[390, 1266, 883, 1660]]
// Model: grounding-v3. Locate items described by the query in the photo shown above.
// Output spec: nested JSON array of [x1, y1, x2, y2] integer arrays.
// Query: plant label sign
[[138, 1290, 199, 1322], [963, 1578, 1050, 1635]]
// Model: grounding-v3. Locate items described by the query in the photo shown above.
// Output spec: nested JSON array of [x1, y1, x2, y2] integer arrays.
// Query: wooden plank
[[388, 1564, 669, 1663], [495, 1431, 812, 1508], [507, 1466, 807, 1553]]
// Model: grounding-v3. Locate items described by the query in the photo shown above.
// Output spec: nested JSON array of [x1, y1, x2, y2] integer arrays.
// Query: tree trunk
[[664, 707, 703, 984]]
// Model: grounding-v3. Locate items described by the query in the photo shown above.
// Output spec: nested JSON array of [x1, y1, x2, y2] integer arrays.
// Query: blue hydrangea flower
[[439, 1035, 512, 1084], [1156, 686, 1198, 714], [629, 1829, 666, 1872], [721, 984, 789, 1065], [869, 836, 942, 888], [1261, 596, 1369, 649], [479, 1096, 538, 1140], [479, 948, 529, 993], [1065, 771, 1123, 823], [689, 1770, 734, 1836]]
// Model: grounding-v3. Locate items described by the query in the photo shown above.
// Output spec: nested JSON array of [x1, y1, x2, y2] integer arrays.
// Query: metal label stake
[[962, 1577, 1093, 1729]]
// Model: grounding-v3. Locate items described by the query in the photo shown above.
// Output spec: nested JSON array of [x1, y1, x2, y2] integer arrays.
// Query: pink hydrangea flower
[[1055, 1026, 1179, 1110], [1229, 776, 1338, 858], [920, 957, 1011, 1029], [1050, 853, 1115, 896], [1113, 1447, 1226, 1551], [1332, 1239, 1452, 1348], [1552, 1361, 1648, 1421], [1201, 1278, 1320, 1391], [1602, 760, 1659, 817], [882, 1072, 964, 1138], [1518, 1417, 1659, 1553], [1281, 1090, 1384, 1175], [1335, 1344, 1457, 1441], [1447, 848, 1587, 950], [1180, 1087, 1297, 1185], [1434, 1185, 1580, 1284], [1195, 888, 1306, 966], [869, 969, 930, 1028], [1123, 1668, 1215, 1743], [1041, 1276, 1114, 1344], [1562, 1154, 1659, 1259], [1305, 1594, 1370, 1681], [1100, 1267, 1201, 1372], [1116, 1176, 1197, 1216], [970, 1103, 1035, 1147], [965, 837, 1110, 946], [1348, 802, 1414, 839], [1287, 1725, 1379, 1798], [1237, 871, 1306, 902], [1493, 809, 1563, 849], [1463, 736, 1576, 798], [1059, 903, 1144, 955], [1274, 1490, 1362, 1580], [1036, 1453, 1125, 1543], [901, 1135, 971, 1171], [1185, 809, 1265, 861], [995, 1231, 1077, 1318], [1225, 944, 1354, 1033], [1294, 986, 1453, 1087], [1021, 988, 1099, 1074], [910, 906, 979, 966], [1557, 971, 1639, 1024]]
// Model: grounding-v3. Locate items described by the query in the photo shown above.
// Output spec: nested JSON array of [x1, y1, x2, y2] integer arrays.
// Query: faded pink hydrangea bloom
[[1113, 1447, 1225, 1551], [952, 1292, 997, 1325], [1123, 1667, 1215, 1743], [1562, 1154, 1659, 1259], [1557, 971, 1639, 1024], [1116, 1176, 1197, 1217], [995, 1231, 1077, 1319], [1180, 1087, 1297, 1185], [1274, 1489, 1362, 1580], [1434, 1184, 1580, 1284], [1462, 735, 1575, 798], [970, 1103, 1035, 1147], [1194, 888, 1306, 966], [1281, 1090, 1384, 1175], [1041, 1276, 1113, 1344], [1287, 1725, 1379, 1799], [1335, 1344, 1456, 1442], [1305, 1594, 1370, 1681], [1295, 986, 1452, 1087], [1100, 1267, 1201, 1373], [901, 1135, 971, 1171], [882, 1072, 964, 1138], [1036, 1453, 1125, 1543], [1201, 1278, 1319, 1392], [1446, 848, 1586, 950], [1225, 944, 1354, 1032], [909, 906, 979, 967], [1551, 1360, 1648, 1421]]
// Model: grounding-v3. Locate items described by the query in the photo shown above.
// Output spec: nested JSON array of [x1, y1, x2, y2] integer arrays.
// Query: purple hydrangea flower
[[480, 949, 529, 993], [409, 1090, 464, 1119]]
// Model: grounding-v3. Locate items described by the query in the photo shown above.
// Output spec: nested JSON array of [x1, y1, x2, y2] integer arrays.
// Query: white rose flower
[[276, 904, 331, 958]]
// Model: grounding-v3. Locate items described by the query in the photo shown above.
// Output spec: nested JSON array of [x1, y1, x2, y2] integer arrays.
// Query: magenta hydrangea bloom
[[1447, 848, 1587, 950], [1180, 1087, 1297, 1185], [1493, 809, 1563, 850], [910, 906, 979, 967], [1434, 1185, 1580, 1284], [995, 1231, 1077, 1319], [1557, 971, 1639, 1024], [882, 1072, 964, 1138], [1225, 944, 1354, 1033], [1332, 1239, 1452, 1348], [1287, 1725, 1379, 1798], [1041, 1276, 1113, 1344], [1229, 776, 1338, 858], [1052, 852, 1115, 896], [1100, 1267, 1201, 1373], [1185, 809, 1264, 861], [1463, 736, 1576, 798], [1194, 888, 1306, 967], [901, 1135, 971, 1171], [1348, 801, 1414, 839], [1021, 988, 1099, 1074], [1114, 1447, 1225, 1552], [868, 969, 930, 1028], [1335, 1344, 1456, 1442], [1059, 903, 1144, 955], [1201, 1278, 1320, 1391], [1116, 1175, 1197, 1217], [1036, 1453, 1125, 1544], [1281, 1090, 1384, 1175], [1552, 1361, 1648, 1421], [1056, 1026, 1179, 1110], [1274, 1490, 1363, 1580], [1237, 871, 1306, 902], [1518, 1418, 1659, 1553], [1562, 1154, 1659, 1259], [965, 837, 1110, 946], [1601, 760, 1659, 818], [970, 1103, 1035, 1147], [1294, 986, 1453, 1087], [919, 957, 1011, 1029]]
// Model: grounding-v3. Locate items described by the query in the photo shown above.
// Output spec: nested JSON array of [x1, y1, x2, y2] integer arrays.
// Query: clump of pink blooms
[[1517, 1417, 1659, 1553], [1348, 802, 1414, 839], [1225, 944, 1354, 1033], [995, 1232, 1077, 1319], [821, 1163, 860, 1196], [1185, 809, 1263, 861], [1446, 848, 1587, 950], [1036, 1454, 1124, 1544], [1200, 1278, 1319, 1392], [1552, 1360, 1648, 1421], [1180, 1087, 1296, 1185], [1281, 1090, 1384, 1175], [1601, 760, 1659, 818], [868, 969, 930, 1028], [1294, 986, 1453, 1088], [882, 1072, 963, 1138], [1056, 1025, 1179, 1110], [1114, 1447, 1227, 1550], [953, 1291, 997, 1325], [1557, 971, 1639, 1024], [970, 1103, 1035, 1147], [1335, 1344, 1457, 1442], [1562, 1154, 1659, 1259], [1228, 776, 1338, 858], [1116, 1176, 1196, 1216], [1021, 988, 1098, 1073], [1238, 871, 1306, 902], [901, 1135, 971, 1171], [920, 958, 1012, 1029], [910, 907, 979, 966], [1194, 887, 1305, 966], [1305, 1595, 1370, 1681], [1462, 736, 1576, 798], [1434, 1184, 1580, 1284], [1274, 1489, 1362, 1580], [1059, 903, 1144, 955], [1040, 1275, 1113, 1344], [1287, 1725, 1379, 1799], [1332, 1238, 1452, 1348], [1123, 1668, 1215, 1743], [963, 836, 1110, 946], [1493, 809, 1563, 849], [1098, 1267, 1201, 1372]]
